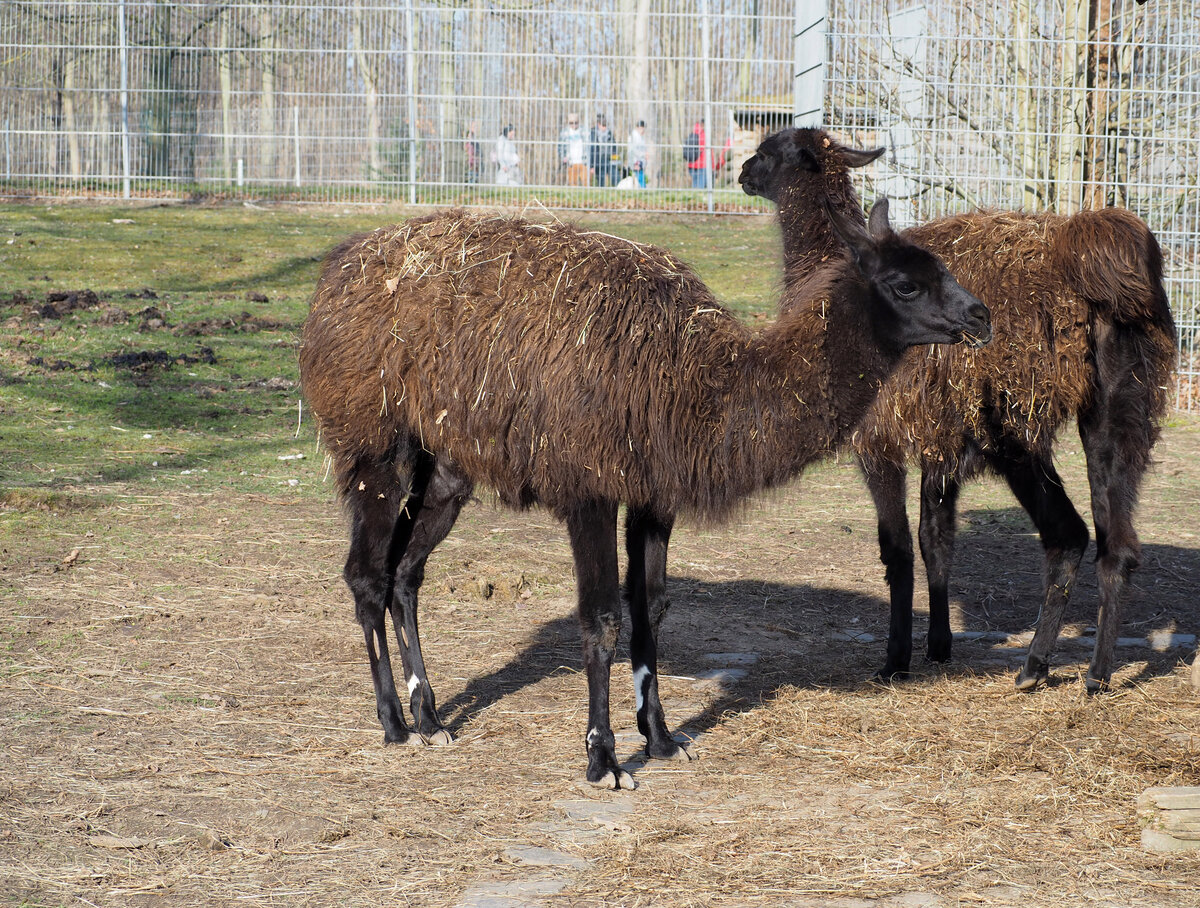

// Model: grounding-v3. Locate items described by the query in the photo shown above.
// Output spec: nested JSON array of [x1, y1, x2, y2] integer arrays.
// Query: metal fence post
[[293, 104, 301, 187], [701, 0, 713, 213], [793, 0, 827, 127], [404, 0, 418, 205], [118, 0, 131, 198]]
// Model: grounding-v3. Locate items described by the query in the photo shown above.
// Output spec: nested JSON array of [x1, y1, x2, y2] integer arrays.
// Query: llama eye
[[893, 281, 918, 299]]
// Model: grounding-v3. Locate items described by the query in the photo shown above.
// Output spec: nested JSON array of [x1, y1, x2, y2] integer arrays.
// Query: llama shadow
[[434, 534, 1199, 744]]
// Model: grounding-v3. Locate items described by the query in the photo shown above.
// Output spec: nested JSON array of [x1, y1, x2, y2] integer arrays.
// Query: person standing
[[558, 112, 589, 186], [464, 121, 481, 184], [589, 113, 618, 187], [627, 119, 649, 188], [492, 124, 521, 185], [685, 119, 708, 188]]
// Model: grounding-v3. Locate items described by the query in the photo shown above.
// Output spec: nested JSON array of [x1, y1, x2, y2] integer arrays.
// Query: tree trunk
[[1054, 0, 1088, 213], [621, 0, 652, 180], [219, 8, 234, 183], [351, 0, 381, 178], [61, 0, 82, 180], [1084, 0, 1123, 210], [144, 0, 174, 177], [438, 4, 459, 185], [1012, 0, 1041, 209], [258, 3, 276, 181]]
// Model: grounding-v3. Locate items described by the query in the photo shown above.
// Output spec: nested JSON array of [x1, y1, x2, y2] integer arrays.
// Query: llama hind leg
[[1079, 415, 1146, 694], [389, 459, 473, 744], [568, 500, 634, 790], [992, 452, 1089, 691], [860, 459, 916, 679], [625, 507, 690, 762], [344, 456, 420, 745]]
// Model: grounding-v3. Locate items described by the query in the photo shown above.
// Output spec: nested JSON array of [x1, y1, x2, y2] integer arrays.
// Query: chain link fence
[[1, 0, 1197, 405]]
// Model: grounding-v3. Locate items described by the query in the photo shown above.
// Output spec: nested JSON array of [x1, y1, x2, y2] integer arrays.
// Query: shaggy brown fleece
[[853, 209, 1176, 471], [299, 210, 907, 525]]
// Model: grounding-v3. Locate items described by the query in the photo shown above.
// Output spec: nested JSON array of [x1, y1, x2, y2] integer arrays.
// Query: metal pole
[[404, 0, 418, 205], [118, 0, 131, 198], [293, 104, 301, 187], [793, 0, 827, 127], [701, 0, 714, 213], [4, 118, 10, 181]]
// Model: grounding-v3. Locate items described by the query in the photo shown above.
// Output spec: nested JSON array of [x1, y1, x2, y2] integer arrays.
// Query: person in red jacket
[[685, 119, 730, 188]]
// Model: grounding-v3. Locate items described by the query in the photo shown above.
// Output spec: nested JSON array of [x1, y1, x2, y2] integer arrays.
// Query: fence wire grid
[[1, 0, 1198, 406]]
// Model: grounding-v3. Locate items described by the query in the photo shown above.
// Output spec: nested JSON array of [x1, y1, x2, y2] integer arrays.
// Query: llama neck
[[683, 274, 901, 513], [777, 176, 865, 284]]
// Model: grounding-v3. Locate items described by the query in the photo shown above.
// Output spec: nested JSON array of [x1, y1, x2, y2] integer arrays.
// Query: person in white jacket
[[492, 124, 522, 185], [627, 120, 649, 188]]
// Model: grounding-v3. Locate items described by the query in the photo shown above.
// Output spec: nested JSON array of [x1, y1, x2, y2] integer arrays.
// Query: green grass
[[0, 201, 784, 504]]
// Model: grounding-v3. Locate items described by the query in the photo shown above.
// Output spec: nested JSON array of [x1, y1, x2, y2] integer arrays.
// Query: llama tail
[[1056, 209, 1177, 432], [1053, 208, 1176, 331]]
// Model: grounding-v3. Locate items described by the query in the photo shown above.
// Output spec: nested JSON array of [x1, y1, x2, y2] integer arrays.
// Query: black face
[[738, 131, 810, 202], [740, 128, 886, 203], [870, 240, 992, 350]]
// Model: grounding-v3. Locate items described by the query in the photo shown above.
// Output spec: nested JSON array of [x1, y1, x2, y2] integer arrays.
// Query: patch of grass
[[0, 201, 785, 499]]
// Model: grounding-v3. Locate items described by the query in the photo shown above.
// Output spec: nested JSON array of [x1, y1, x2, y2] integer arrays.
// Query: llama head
[[828, 197, 992, 352], [739, 127, 884, 203]]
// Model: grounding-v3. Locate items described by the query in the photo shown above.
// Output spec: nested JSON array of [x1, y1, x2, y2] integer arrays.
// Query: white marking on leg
[[407, 674, 421, 696], [632, 665, 651, 713]]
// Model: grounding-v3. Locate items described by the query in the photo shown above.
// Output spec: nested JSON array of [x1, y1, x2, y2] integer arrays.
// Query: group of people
[[556, 112, 648, 188], [463, 113, 729, 188], [464, 114, 724, 189]]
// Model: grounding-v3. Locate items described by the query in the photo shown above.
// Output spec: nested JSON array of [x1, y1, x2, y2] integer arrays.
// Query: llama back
[[853, 211, 1093, 467], [300, 210, 767, 520]]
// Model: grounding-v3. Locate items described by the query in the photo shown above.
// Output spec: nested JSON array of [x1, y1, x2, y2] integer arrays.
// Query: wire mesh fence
[[0, 0, 1197, 405]]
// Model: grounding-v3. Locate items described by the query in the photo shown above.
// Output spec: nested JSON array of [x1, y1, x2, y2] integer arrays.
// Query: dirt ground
[[3, 418, 1199, 907]]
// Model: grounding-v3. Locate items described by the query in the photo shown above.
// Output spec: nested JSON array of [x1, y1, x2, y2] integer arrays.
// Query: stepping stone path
[[452, 652, 755, 907], [454, 629, 1197, 906]]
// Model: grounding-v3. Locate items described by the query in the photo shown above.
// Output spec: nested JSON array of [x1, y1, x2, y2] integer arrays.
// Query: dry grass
[[3, 420, 1199, 907]]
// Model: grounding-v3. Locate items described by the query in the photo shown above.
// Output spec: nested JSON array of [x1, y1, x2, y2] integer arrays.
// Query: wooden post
[[1138, 788, 1200, 852]]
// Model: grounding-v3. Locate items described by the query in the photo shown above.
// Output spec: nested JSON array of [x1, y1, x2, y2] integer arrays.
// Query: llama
[[740, 126, 1178, 692], [299, 203, 990, 789]]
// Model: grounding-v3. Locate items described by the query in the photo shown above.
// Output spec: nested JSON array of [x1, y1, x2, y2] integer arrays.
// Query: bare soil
[[3, 419, 1199, 907]]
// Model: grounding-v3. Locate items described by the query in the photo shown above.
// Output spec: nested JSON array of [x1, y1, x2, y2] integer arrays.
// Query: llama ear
[[823, 197, 873, 263], [841, 145, 886, 169], [867, 197, 894, 239]]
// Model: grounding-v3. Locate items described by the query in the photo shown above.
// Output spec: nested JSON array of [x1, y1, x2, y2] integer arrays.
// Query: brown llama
[[740, 126, 1178, 692], [299, 203, 990, 789]]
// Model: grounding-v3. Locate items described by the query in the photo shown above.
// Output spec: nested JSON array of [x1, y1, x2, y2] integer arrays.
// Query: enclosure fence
[[1, 0, 1198, 407]]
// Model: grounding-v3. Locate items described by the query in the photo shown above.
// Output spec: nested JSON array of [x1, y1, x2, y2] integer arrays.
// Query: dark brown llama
[[299, 203, 990, 789], [740, 126, 1178, 693]]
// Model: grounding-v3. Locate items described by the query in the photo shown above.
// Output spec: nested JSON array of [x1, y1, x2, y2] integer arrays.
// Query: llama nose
[[967, 301, 992, 345]]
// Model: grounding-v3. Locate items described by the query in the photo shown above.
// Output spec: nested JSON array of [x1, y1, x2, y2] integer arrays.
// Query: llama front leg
[[992, 452, 1089, 691], [344, 458, 418, 745], [860, 459, 916, 679], [918, 470, 961, 664], [625, 507, 691, 762], [568, 500, 634, 790], [390, 459, 473, 744]]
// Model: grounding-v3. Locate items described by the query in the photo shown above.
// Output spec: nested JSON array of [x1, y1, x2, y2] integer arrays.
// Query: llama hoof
[[925, 643, 952, 664], [646, 740, 694, 762], [668, 743, 694, 762], [1014, 664, 1048, 692], [587, 768, 636, 791], [1084, 675, 1112, 695]]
